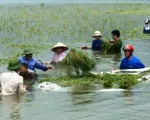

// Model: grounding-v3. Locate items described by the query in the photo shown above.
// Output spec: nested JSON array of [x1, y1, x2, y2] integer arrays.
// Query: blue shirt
[[92, 39, 102, 50], [120, 56, 145, 69], [19, 57, 47, 71]]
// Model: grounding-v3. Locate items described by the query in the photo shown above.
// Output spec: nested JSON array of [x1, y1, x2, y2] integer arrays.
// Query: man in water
[[107, 30, 123, 53], [143, 19, 150, 34], [19, 49, 52, 72], [0, 59, 27, 95], [19, 63, 37, 85], [120, 44, 145, 69]]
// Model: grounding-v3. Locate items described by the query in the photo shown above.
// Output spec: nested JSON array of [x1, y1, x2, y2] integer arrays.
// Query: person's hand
[[47, 66, 53, 70], [24, 85, 28, 89], [81, 46, 87, 49], [109, 40, 116, 44]]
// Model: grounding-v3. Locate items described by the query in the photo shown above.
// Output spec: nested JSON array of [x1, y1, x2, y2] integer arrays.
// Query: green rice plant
[[0, 3, 149, 65], [101, 37, 112, 54], [117, 74, 140, 89], [62, 49, 95, 76], [40, 73, 141, 89]]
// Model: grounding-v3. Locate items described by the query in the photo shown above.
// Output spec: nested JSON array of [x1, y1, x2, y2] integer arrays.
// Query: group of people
[[0, 42, 69, 95], [90, 30, 145, 69], [143, 19, 150, 34], [0, 30, 145, 96]]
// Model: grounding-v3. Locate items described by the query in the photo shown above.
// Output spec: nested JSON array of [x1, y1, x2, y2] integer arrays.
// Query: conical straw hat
[[51, 42, 68, 52], [92, 31, 102, 37]]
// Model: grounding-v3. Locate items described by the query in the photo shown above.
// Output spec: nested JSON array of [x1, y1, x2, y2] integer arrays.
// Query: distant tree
[[39, 3, 45, 7]]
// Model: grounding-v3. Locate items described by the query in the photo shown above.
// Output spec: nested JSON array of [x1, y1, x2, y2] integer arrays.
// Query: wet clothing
[[44, 52, 67, 64], [120, 55, 145, 69], [19, 57, 47, 71], [52, 52, 66, 63], [19, 69, 37, 85], [107, 39, 123, 53], [92, 39, 102, 50], [0, 71, 26, 96], [19, 69, 37, 80]]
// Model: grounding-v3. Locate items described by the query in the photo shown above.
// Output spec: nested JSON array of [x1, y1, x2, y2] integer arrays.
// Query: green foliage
[[40, 73, 140, 89], [0, 4, 149, 64], [62, 49, 95, 76], [117, 75, 139, 89], [101, 39, 112, 54], [39, 3, 45, 7]]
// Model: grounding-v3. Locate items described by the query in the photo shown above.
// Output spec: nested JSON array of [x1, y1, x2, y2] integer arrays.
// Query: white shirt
[[0, 71, 26, 96], [44, 52, 67, 64], [144, 25, 150, 30], [52, 52, 66, 63]]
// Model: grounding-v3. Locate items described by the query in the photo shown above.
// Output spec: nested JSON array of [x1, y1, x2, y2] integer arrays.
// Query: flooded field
[[0, 1, 150, 120]]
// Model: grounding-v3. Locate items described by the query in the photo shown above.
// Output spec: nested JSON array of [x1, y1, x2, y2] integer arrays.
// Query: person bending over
[[19, 63, 37, 83], [19, 49, 52, 71]]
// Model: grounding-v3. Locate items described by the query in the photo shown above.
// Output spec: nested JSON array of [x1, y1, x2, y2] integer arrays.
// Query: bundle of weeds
[[101, 38, 112, 54], [62, 49, 95, 76], [40, 73, 141, 89]]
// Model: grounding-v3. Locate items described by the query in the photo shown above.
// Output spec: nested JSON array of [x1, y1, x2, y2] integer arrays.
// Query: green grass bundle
[[62, 49, 95, 76], [101, 37, 112, 54], [40, 74, 140, 89]]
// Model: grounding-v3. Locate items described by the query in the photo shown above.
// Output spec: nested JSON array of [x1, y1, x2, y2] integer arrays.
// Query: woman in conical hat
[[51, 42, 68, 64], [44, 42, 68, 65]]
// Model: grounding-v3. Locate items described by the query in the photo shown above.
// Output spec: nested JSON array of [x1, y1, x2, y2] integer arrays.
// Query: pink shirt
[[52, 52, 66, 63]]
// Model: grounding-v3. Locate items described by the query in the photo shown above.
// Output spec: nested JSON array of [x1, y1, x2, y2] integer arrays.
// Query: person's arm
[[35, 60, 48, 71], [135, 60, 145, 69], [42, 61, 51, 65], [18, 76, 27, 93], [92, 40, 95, 49], [18, 57, 22, 63], [51, 54, 57, 64]]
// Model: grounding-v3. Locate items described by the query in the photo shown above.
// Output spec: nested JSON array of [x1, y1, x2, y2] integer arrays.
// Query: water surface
[[0, 1, 150, 120], [1, 39, 150, 120]]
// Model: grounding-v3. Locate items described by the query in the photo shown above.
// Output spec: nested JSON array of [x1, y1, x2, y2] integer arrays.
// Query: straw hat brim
[[92, 34, 102, 37], [51, 46, 68, 52]]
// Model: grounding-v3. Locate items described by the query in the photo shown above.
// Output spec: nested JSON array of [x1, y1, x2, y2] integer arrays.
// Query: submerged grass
[[0, 3, 149, 63], [40, 73, 140, 89]]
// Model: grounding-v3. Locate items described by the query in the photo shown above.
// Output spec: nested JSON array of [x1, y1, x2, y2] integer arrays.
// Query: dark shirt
[[92, 39, 102, 50], [143, 25, 150, 34], [19, 69, 37, 85], [107, 39, 123, 53]]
